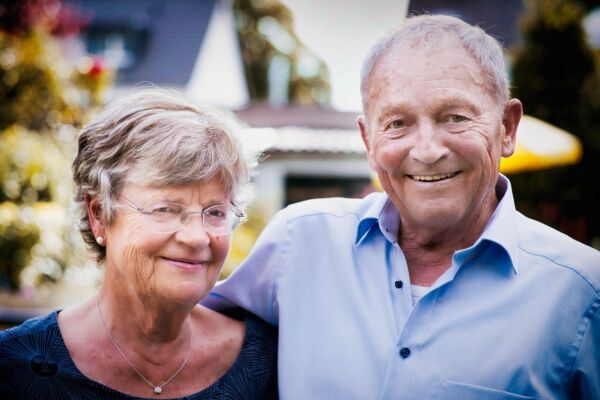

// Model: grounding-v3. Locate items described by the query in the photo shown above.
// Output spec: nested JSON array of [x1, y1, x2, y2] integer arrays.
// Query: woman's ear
[[85, 194, 106, 245]]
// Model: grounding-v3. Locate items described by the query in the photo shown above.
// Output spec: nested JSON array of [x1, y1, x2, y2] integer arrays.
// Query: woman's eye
[[152, 204, 182, 215], [206, 208, 226, 219], [388, 119, 406, 129]]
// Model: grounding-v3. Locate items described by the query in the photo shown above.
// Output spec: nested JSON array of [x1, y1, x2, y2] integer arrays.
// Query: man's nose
[[409, 120, 449, 164]]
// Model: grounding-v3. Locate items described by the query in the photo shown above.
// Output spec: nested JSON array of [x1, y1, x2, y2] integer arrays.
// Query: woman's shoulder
[[208, 306, 278, 350], [192, 306, 277, 360], [203, 311, 277, 399], [0, 311, 59, 344], [0, 311, 69, 396], [243, 313, 278, 348], [0, 311, 63, 372]]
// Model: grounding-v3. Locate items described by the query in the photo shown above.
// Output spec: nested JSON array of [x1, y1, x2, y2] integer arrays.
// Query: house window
[[85, 24, 147, 70], [285, 176, 374, 206], [584, 8, 600, 49]]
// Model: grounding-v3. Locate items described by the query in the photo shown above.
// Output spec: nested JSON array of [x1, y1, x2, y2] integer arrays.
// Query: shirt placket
[[377, 241, 422, 399]]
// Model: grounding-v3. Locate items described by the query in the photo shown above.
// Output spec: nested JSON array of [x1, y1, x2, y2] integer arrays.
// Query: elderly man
[[205, 15, 600, 399]]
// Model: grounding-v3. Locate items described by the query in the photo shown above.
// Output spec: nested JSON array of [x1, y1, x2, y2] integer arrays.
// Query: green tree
[[0, 0, 111, 292], [511, 0, 600, 246], [233, 0, 331, 105]]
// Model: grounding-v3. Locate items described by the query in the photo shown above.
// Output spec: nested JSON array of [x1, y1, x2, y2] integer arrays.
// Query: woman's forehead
[[121, 179, 229, 204]]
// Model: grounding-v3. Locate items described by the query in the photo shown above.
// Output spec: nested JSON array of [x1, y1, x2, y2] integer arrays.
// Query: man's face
[[359, 44, 519, 239]]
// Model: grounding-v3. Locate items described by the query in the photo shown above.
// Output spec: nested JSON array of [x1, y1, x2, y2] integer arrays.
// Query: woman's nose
[[175, 214, 210, 247]]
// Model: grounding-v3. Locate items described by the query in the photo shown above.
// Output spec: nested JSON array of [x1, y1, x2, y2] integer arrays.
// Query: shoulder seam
[[564, 298, 600, 386], [517, 245, 600, 297], [287, 209, 361, 223], [268, 214, 290, 322]]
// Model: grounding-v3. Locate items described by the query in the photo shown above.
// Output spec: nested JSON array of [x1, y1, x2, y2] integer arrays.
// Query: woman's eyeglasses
[[113, 196, 246, 236]]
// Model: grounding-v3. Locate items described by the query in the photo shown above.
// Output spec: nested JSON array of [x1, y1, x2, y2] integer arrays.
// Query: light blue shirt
[[205, 176, 600, 399]]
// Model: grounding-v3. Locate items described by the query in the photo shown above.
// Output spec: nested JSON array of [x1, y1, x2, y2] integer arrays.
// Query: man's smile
[[407, 172, 460, 182]]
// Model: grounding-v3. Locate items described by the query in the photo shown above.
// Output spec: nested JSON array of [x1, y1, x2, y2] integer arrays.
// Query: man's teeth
[[411, 173, 456, 182]]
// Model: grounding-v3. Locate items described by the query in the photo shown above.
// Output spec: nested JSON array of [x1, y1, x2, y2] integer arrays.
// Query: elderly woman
[[0, 89, 277, 398]]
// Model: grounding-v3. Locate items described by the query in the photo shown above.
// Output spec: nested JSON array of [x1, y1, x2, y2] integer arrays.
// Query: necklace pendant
[[154, 386, 162, 394]]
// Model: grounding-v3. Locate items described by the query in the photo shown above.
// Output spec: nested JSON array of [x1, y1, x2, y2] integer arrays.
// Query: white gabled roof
[[272, 127, 365, 154], [240, 126, 365, 155]]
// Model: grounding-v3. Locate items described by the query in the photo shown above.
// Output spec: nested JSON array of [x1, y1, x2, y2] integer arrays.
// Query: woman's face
[[100, 177, 232, 305]]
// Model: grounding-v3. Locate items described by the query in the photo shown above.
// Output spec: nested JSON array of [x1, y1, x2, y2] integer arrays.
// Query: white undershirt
[[411, 284, 431, 306]]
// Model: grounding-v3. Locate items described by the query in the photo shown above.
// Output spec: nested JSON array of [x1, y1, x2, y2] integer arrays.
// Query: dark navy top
[[0, 311, 278, 399]]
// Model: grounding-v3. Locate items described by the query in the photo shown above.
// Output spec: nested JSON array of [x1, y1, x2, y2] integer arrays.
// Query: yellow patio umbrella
[[500, 115, 582, 174], [371, 115, 582, 190]]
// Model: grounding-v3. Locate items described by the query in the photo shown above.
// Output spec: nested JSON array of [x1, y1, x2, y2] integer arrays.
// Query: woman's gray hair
[[72, 88, 257, 262], [360, 14, 509, 111]]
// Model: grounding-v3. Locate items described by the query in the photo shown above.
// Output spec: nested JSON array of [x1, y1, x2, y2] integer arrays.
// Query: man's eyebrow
[[436, 97, 482, 113], [374, 104, 413, 125], [370, 95, 487, 126]]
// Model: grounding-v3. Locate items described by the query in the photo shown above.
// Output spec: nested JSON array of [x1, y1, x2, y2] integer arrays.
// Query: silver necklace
[[96, 295, 192, 395]]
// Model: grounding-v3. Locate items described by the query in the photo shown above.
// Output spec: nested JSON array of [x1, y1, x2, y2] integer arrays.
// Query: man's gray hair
[[360, 14, 509, 111], [72, 88, 257, 262]]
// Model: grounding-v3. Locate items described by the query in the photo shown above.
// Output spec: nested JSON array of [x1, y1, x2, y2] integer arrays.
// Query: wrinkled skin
[[358, 44, 522, 282], [92, 178, 231, 317]]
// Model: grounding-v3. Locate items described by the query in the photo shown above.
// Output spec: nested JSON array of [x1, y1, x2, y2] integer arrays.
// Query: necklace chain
[[96, 295, 192, 395]]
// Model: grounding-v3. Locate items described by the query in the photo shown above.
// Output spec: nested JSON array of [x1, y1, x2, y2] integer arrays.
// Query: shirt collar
[[473, 174, 520, 273], [354, 175, 520, 273], [445, 175, 520, 274], [355, 192, 394, 245]]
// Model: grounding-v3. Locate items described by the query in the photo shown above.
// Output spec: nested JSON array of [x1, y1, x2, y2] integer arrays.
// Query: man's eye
[[447, 114, 468, 123], [388, 119, 406, 129]]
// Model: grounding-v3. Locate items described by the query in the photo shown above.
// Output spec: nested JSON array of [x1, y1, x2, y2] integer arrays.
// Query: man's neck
[[399, 199, 499, 286], [400, 234, 458, 286]]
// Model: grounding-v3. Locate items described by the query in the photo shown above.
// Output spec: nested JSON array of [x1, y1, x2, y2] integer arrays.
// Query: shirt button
[[394, 280, 403, 289], [399, 347, 411, 359]]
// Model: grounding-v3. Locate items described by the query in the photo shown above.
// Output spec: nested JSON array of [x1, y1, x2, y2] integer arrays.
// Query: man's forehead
[[363, 42, 492, 108], [377, 42, 480, 77], [386, 35, 464, 60]]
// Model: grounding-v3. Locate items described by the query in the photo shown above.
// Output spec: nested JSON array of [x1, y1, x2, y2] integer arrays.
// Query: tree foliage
[[510, 0, 600, 246], [233, 0, 331, 105], [0, 0, 110, 292]]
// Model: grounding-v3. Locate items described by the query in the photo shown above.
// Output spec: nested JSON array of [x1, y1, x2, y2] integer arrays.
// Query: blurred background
[[1, 0, 599, 327]]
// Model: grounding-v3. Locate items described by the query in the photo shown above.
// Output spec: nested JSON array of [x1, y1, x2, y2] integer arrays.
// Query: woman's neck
[[96, 284, 194, 354]]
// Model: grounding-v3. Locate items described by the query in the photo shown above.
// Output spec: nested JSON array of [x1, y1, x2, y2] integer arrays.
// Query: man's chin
[[402, 206, 466, 234]]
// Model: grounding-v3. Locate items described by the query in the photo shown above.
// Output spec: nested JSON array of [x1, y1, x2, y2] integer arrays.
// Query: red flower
[[86, 57, 104, 79]]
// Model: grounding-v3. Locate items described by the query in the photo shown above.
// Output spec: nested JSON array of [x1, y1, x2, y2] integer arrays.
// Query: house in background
[[61, 0, 375, 218], [63, 0, 248, 108], [60, 0, 558, 220], [236, 104, 372, 218]]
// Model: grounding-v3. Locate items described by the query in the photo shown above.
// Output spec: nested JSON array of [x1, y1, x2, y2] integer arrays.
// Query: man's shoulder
[[516, 212, 600, 288], [280, 192, 384, 222]]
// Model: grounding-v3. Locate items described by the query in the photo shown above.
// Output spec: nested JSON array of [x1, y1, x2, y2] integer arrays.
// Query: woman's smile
[[160, 256, 210, 270]]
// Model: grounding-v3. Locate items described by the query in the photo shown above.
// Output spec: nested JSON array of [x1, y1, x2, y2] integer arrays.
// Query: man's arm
[[202, 210, 288, 325], [568, 299, 600, 399]]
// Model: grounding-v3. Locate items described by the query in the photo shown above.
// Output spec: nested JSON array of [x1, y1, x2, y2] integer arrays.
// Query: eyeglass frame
[[111, 195, 246, 236]]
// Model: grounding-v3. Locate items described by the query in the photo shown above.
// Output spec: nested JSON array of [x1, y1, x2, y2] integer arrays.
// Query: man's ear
[[501, 98, 523, 157], [358, 115, 376, 170], [85, 194, 105, 240]]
